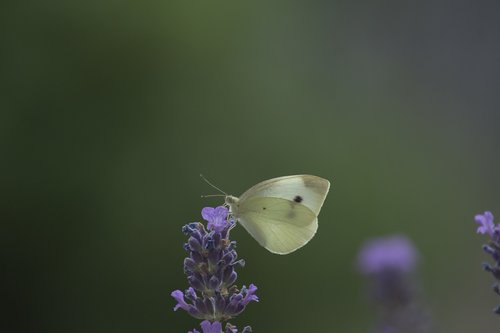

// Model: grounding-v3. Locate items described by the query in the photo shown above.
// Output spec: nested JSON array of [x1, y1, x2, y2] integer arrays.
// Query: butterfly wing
[[234, 175, 330, 254], [239, 175, 330, 215], [236, 196, 318, 254]]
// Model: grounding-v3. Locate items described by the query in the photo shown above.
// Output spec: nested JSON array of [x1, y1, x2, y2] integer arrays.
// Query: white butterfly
[[225, 175, 330, 255]]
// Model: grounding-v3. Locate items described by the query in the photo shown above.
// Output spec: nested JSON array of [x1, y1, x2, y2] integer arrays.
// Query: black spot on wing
[[293, 195, 303, 203]]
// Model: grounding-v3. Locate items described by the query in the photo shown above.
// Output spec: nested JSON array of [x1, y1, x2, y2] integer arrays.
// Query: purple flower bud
[[200, 320, 222, 333], [229, 293, 243, 304], [221, 252, 235, 265], [208, 276, 220, 291], [188, 275, 205, 292], [195, 297, 208, 315], [225, 294, 243, 315], [488, 247, 500, 262], [183, 223, 201, 235], [475, 211, 497, 238], [191, 251, 204, 264], [188, 307, 204, 320], [203, 297, 215, 317], [189, 237, 203, 252], [213, 232, 222, 247], [483, 263, 500, 280], [483, 245, 496, 255], [184, 258, 196, 271], [186, 287, 198, 301], [215, 294, 226, 313], [208, 249, 222, 268], [241, 284, 259, 306], [223, 268, 237, 287]]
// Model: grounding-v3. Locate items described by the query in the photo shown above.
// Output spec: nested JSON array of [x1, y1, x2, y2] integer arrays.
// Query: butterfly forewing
[[238, 175, 330, 216]]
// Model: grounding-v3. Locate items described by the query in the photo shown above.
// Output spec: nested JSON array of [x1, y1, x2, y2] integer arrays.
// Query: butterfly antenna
[[200, 174, 227, 195], [200, 194, 227, 198]]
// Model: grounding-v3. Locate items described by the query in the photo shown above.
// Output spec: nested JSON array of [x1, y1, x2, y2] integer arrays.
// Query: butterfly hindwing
[[236, 196, 318, 254]]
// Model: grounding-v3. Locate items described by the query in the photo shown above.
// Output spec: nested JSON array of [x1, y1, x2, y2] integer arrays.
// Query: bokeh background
[[3, 1, 500, 332]]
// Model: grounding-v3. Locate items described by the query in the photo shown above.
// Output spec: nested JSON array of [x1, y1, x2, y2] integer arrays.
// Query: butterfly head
[[225, 195, 240, 215]]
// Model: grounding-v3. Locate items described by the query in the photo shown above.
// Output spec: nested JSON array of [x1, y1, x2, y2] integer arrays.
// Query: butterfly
[[224, 175, 330, 254]]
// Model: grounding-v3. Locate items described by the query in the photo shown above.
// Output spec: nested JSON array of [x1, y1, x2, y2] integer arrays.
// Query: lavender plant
[[357, 235, 431, 333], [171, 206, 257, 333], [474, 211, 500, 314]]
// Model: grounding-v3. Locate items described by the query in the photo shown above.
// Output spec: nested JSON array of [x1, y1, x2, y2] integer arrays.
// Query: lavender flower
[[475, 211, 498, 238], [357, 235, 431, 333], [172, 206, 257, 332], [475, 211, 500, 314]]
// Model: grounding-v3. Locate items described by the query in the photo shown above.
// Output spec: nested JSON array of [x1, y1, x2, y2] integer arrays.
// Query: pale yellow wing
[[239, 175, 330, 216], [236, 196, 318, 254]]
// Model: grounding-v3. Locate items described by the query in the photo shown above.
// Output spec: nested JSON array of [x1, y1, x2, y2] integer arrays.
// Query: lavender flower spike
[[172, 206, 257, 331], [474, 211, 500, 314]]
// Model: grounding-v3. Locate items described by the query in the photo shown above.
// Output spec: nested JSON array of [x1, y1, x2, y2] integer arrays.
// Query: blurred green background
[[3, 1, 500, 332]]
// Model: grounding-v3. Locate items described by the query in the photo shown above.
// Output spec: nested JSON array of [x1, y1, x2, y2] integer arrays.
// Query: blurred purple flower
[[357, 235, 418, 275], [475, 211, 500, 314], [172, 206, 256, 331], [357, 235, 431, 333]]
